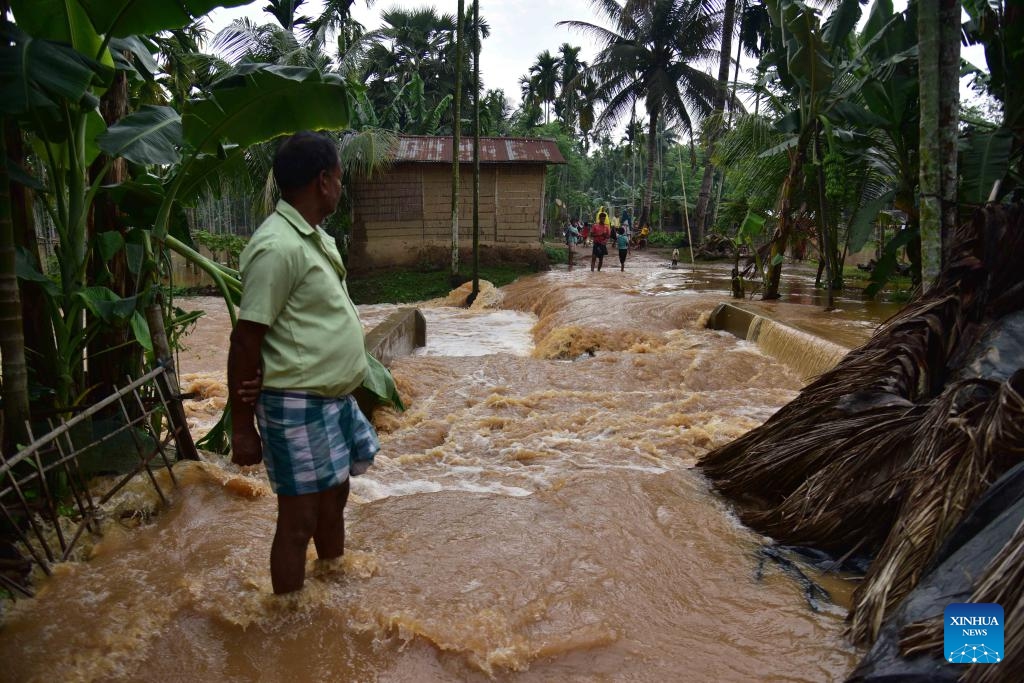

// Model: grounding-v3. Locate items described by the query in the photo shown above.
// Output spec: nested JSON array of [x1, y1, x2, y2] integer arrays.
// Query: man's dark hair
[[273, 131, 339, 192]]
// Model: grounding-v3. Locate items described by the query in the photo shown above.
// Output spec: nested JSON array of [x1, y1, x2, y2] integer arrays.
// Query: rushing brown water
[[0, 252, 898, 682]]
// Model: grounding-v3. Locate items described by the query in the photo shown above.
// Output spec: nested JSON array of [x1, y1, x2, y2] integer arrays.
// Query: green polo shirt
[[238, 200, 367, 397]]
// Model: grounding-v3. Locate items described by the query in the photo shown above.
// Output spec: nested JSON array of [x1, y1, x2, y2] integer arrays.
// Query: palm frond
[[339, 128, 397, 179]]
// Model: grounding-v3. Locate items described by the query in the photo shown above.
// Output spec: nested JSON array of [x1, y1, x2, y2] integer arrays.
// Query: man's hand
[[228, 321, 269, 468], [237, 368, 262, 405], [231, 425, 263, 466]]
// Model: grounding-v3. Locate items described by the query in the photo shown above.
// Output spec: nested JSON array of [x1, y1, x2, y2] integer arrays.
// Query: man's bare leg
[[313, 478, 350, 560], [271, 492, 320, 594]]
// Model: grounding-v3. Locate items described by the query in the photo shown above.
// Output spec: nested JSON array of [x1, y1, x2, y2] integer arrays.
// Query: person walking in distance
[[616, 227, 630, 271], [590, 212, 611, 271], [228, 131, 380, 595], [565, 218, 580, 267]]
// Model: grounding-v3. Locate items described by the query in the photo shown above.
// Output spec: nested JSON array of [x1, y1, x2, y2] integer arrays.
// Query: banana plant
[[378, 73, 453, 134], [961, 0, 1023, 203], [1, 0, 350, 410], [756, 0, 899, 302], [101, 63, 354, 325]]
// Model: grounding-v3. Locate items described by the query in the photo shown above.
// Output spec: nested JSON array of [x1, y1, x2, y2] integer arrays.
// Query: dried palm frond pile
[[899, 512, 1024, 682], [698, 203, 1024, 646]]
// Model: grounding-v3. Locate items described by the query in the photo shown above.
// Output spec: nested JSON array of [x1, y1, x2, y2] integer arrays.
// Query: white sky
[[205, 1, 992, 123], [206, 0, 635, 107]]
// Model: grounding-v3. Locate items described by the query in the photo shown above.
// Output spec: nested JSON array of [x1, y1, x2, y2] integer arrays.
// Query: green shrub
[[193, 230, 249, 269], [646, 231, 684, 248], [544, 244, 569, 264]]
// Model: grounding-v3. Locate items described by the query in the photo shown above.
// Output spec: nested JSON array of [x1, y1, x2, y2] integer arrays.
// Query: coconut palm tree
[[304, 0, 370, 55], [366, 7, 455, 82], [576, 74, 599, 151], [560, 0, 720, 228], [528, 50, 561, 124], [557, 43, 585, 131], [692, 0, 738, 245]]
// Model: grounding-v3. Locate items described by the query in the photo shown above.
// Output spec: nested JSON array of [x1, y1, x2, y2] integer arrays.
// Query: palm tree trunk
[[6, 119, 58, 395], [88, 67, 139, 401], [918, 0, 960, 288], [814, 127, 835, 310], [0, 120, 30, 453], [937, 0, 960, 260], [640, 108, 660, 228], [471, 0, 480, 303], [692, 0, 736, 245], [450, 0, 465, 280], [764, 148, 802, 299]]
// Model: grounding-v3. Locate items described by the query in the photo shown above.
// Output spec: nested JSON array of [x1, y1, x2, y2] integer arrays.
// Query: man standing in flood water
[[228, 131, 379, 594]]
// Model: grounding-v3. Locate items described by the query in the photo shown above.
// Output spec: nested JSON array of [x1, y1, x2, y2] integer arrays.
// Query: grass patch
[[347, 263, 538, 304]]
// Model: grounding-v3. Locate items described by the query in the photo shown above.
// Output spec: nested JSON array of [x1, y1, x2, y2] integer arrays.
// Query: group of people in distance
[[563, 206, 650, 272]]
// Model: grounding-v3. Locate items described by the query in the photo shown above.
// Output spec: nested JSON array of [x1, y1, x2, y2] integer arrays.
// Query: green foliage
[[960, 130, 1014, 204], [96, 104, 182, 165], [865, 226, 919, 298], [645, 231, 683, 248], [193, 230, 249, 269], [544, 244, 569, 264]]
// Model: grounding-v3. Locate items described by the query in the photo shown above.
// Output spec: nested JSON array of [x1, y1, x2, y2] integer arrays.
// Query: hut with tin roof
[[346, 135, 566, 270]]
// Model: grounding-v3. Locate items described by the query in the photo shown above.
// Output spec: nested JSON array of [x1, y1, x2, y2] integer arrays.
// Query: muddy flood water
[[0, 252, 902, 682]]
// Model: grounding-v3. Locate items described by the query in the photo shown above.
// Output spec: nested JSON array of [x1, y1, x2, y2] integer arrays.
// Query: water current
[[0, 252, 902, 682]]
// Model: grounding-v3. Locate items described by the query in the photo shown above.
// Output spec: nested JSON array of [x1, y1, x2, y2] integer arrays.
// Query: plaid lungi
[[255, 391, 380, 496]]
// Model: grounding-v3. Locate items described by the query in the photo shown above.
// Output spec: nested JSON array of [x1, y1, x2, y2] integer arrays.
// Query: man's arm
[[228, 320, 269, 466]]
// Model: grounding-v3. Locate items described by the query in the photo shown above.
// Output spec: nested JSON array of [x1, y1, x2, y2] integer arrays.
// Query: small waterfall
[[708, 303, 850, 381], [746, 317, 849, 381]]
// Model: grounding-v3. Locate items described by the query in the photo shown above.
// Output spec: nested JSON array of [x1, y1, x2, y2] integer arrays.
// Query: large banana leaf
[[175, 149, 247, 203], [862, 0, 896, 45], [0, 25, 105, 115], [182, 64, 351, 154], [847, 189, 895, 254], [738, 210, 767, 242], [960, 130, 1014, 205], [109, 36, 160, 80], [773, 0, 834, 97], [9, 0, 104, 57], [822, 0, 863, 47], [97, 105, 182, 166], [76, 0, 252, 39]]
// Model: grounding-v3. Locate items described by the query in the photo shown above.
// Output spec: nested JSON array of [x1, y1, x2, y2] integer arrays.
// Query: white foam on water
[[414, 308, 536, 357], [352, 474, 533, 502]]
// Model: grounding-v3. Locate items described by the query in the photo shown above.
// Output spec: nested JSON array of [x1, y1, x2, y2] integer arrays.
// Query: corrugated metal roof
[[393, 135, 566, 164]]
